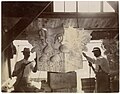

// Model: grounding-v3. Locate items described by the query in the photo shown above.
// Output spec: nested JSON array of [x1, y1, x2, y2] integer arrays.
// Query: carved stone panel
[[26, 19, 92, 72]]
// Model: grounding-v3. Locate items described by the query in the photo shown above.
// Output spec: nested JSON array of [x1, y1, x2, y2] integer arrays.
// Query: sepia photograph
[[1, 1, 119, 93]]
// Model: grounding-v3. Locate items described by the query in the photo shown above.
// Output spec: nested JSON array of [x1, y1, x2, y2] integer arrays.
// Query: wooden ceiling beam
[[91, 30, 118, 40], [38, 12, 118, 18], [2, 12, 118, 18], [2, 2, 53, 17], [2, 2, 52, 52]]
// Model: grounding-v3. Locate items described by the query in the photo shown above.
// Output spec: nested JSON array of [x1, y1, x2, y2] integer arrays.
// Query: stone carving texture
[[63, 27, 92, 72], [26, 19, 92, 72]]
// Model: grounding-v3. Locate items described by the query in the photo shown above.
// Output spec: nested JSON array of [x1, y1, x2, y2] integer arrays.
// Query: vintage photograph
[[1, 1, 119, 93]]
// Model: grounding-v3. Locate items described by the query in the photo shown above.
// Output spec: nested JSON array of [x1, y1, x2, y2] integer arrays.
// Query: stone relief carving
[[63, 27, 93, 72], [26, 21, 65, 72], [26, 19, 92, 72]]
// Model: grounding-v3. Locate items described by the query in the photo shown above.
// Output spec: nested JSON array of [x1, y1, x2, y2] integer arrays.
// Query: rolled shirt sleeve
[[86, 56, 95, 64], [85, 56, 110, 74]]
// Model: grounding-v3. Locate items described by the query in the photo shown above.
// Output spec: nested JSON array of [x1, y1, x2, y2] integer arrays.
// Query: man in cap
[[12, 48, 38, 92], [82, 47, 110, 92]]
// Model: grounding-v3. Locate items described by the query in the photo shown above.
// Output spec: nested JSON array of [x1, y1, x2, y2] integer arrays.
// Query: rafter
[[2, 2, 52, 51], [39, 12, 118, 18], [3, 12, 118, 18]]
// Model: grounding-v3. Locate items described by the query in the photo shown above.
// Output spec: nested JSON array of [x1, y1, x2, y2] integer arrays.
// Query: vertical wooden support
[[100, 1, 103, 12]]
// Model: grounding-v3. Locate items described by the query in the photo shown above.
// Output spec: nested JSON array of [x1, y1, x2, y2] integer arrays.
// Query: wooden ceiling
[[2, 1, 119, 51], [2, 1, 53, 17]]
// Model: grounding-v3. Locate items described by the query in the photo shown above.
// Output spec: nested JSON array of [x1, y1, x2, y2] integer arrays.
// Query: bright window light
[[88, 1, 100, 12], [103, 1, 115, 12], [54, 1, 115, 12], [78, 1, 89, 12], [54, 1, 64, 12], [78, 1, 100, 12], [65, 1, 76, 12]]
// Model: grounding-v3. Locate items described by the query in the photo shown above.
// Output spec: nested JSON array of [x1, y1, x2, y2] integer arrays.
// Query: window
[[103, 1, 115, 12], [54, 1, 115, 12], [65, 1, 76, 12], [78, 1, 100, 12], [54, 1, 64, 12]]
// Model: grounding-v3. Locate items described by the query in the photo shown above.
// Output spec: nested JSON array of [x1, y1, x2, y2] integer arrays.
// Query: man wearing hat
[[12, 48, 38, 92], [82, 47, 110, 92]]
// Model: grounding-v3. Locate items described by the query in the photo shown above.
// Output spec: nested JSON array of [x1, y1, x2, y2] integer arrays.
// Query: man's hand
[[82, 52, 87, 58], [12, 71, 16, 77], [88, 62, 92, 67]]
